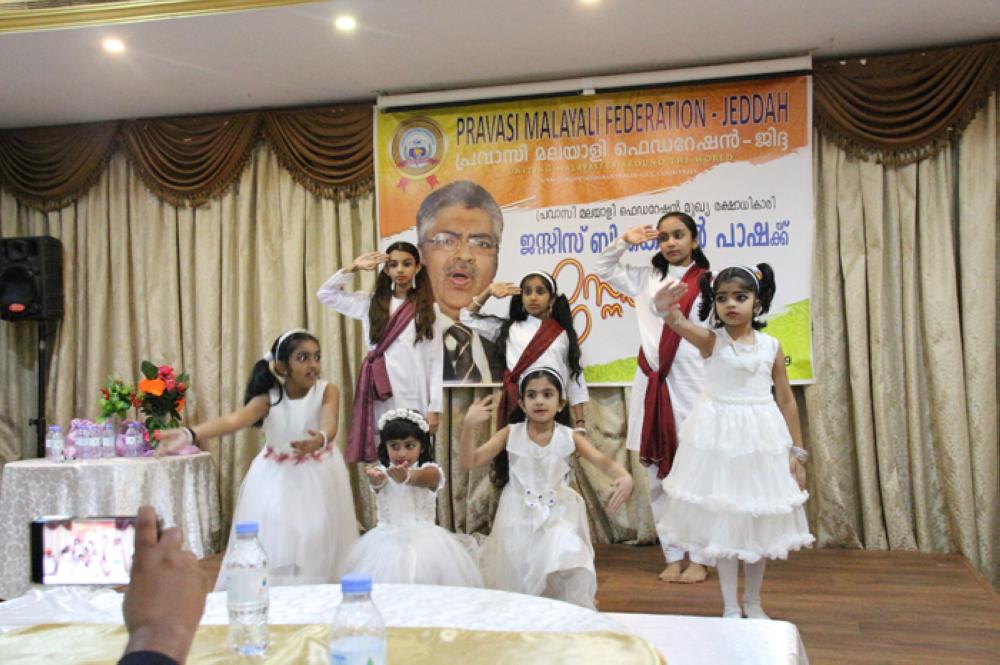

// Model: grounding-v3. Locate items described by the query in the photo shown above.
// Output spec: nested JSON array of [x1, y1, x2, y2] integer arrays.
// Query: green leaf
[[141, 361, 159, 380]]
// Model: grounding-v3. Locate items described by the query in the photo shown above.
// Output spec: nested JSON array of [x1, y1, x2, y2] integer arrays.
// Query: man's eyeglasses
[[422, 231, 498, 253]]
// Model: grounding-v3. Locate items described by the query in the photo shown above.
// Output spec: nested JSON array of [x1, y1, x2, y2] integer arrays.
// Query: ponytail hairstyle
[[697, 263, 777, 331], [368, 241, 436, 345], [651, 211, 710, 279], [491, 368, 572, 489], [376, 414, 435, 467], [498, 272, 583, 380], [243, 330, 320, 427]]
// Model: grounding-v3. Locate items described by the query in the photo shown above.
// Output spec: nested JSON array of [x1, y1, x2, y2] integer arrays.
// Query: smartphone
[[30, 516, 137, 585]]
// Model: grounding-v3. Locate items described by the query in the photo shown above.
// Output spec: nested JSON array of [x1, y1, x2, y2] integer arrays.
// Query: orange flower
[[176, 398, 185, 413], [138, 378, 166, 397]]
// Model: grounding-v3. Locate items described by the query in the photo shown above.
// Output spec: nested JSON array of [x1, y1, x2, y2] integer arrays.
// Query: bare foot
[[658, 561, 683, 582], [677, 563, 709, 583]]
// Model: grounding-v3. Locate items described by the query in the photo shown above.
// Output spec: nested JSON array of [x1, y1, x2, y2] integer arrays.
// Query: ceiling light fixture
[[102, 38, 125, 54], [334, 15, 357, 31]]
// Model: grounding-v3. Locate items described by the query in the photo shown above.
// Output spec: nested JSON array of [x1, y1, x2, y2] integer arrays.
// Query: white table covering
[[0, 586, 810, 665], [0, 454, 221, 600]]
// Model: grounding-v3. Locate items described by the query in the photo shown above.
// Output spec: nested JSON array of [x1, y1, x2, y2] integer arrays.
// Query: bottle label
[[227, 569, 268, 605], [329, 636, 386, 665]]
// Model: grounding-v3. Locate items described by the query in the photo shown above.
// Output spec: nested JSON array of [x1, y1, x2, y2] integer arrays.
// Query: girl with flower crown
[[158, 329, 358, 589], [338, 408, 483, 587], [318, 242, 443, 464], [653, 264, 813, 619]]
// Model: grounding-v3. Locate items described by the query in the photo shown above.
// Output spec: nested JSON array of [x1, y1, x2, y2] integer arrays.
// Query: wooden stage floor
[[199, 545, 999, 665]]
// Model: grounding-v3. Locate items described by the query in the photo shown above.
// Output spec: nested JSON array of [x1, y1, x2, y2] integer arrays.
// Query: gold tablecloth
[[0, 622, 666, 664]]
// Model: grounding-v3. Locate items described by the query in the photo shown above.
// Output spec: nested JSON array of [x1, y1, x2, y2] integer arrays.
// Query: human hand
[[351, 252, 390, 272], [154, 429, 190, 457], [488, 282, 521, 299], [463, 394, 496, 428], [622, 224, 658, 246], [290, 429, 326, 456], [652, 281, 688, 316], [122, 506, 209, 665], [386, 460, 411, 484], [789, 456, 806, 490], [426, 412, 440, 435], [365, 466, 387, 487], [606, 475, 634, 514]]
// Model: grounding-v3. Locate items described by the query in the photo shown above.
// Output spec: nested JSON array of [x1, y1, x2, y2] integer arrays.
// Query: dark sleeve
[[117, 651, 179, 665]]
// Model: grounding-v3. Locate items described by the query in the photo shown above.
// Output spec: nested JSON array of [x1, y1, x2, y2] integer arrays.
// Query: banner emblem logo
[[390, 117, 445, 190]]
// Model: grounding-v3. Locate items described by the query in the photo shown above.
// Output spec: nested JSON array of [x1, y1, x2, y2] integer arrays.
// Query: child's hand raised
[[652, 280, 688, 315], [606, 475, 634, 515], [488, 282, 521, 299], [463, 394, 496, 427], [386, 460, 411, 484], [622, 224, 659, 246], [351, 251, 390, 272]]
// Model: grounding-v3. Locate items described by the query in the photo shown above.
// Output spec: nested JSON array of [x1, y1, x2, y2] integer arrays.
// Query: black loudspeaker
[[0, 236, 64, 321]]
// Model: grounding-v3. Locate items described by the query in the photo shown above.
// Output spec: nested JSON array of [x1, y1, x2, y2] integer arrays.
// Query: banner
[[376, 74, 814, 384]]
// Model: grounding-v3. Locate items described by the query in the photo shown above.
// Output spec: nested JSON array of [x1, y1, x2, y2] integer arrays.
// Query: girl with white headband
[[594, 213, 715, 584], [158, 329, 358, 589], [461, 271, 588, 429], [338, 408, 482, 587], [653, 263, 813, 620], [461, 368, 633, 609]]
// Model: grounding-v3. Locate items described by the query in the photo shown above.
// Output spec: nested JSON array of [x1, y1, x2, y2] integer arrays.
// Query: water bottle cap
[[340, 573, 373, 594], [47, 425, 61, 432], [235, 522, 259, 536]]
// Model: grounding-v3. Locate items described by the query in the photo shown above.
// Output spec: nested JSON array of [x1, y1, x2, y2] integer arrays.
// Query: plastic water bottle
[[45, 425, 64, 462], [100, 422, 116, 458], [329, 573, 386, 665], [226, 522, 269, 656], [80, 425, 97, 460], [124, 423, 141, 457]]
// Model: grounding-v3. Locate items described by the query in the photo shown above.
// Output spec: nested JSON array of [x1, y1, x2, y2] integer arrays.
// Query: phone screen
[[30, 517, 137, 585]]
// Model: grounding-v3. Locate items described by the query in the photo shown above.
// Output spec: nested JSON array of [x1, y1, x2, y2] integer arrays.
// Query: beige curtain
[[806, 94, 998, 585], [0, 144, 379, 532]]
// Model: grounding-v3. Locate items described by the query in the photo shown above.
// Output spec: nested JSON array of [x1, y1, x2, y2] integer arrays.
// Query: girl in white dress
[[594, 212, 714, 583], [158, 329, 358, 589], [318, 242, 443, 463], [461, 271, 588, 430], [338, 409, 483, 587], [653, 265, 813, 619], [460, 368, 634, 609]]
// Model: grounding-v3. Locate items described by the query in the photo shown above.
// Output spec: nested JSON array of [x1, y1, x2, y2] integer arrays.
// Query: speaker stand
[[27, 319, 55, 458]]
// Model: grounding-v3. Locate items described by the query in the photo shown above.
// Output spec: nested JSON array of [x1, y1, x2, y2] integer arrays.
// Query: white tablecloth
[[0, 585, 809, 665], [0, 453, 221, 600]]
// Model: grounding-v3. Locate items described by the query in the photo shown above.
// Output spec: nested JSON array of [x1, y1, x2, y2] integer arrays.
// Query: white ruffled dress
[[216, 380, 359, 590], [658, 329, 814, 562], [479, 422, 597, 609], [338, 463, 483, 587]]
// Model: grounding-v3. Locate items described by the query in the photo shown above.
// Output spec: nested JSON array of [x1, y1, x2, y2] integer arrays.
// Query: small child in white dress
[[460, 368, 634, 609], [338, 409, 482, 587], [653, 264, 814, 619]]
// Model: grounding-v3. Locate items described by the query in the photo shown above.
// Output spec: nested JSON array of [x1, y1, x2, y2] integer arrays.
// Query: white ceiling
[[0, 0, 997, 128]]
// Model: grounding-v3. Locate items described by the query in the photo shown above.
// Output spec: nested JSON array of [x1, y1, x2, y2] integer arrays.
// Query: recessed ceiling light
[[334, 15, 357, 31], [102, 38, 125, 53], [579, 0, 601, 5]]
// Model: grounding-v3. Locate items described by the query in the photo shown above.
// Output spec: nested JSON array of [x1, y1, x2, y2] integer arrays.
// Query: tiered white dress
[[338, 463, 482, 587], [658, 329, 814, 562], [215, 380, 358, 591], [479, 423, 597, 608]]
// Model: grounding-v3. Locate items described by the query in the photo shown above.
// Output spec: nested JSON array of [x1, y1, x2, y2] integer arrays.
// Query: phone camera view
[[37, 518, 136, 585]]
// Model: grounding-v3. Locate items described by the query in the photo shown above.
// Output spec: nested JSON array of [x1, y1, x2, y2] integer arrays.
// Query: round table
[[0, 453, 221, 600]]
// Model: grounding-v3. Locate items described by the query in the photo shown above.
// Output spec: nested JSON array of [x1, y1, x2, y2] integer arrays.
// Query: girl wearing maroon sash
[[460, 271, 587, 430], [594, 212, 714, 584], [318, 242, 443, 463]]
